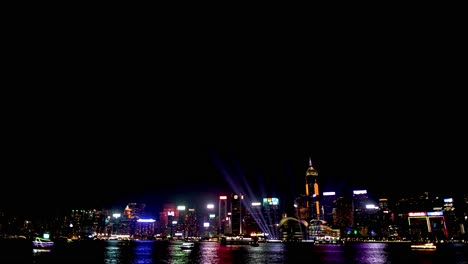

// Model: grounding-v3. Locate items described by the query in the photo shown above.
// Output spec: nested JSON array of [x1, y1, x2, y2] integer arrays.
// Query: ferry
[[220, 235, 259, 245], [32, 237, 54, 248], [410, 242, 437, 251], [180, 242, 195, 249]]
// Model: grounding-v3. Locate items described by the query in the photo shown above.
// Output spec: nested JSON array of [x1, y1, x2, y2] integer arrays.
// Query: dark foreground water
[[1, 240, 467, 264]]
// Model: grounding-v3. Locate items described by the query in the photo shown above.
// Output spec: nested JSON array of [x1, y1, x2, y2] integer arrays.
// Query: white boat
[[220, 236, 256, 245], [410, 242, 436, 250], [32, 237, 54, 248], [180, 242, 195, 249]]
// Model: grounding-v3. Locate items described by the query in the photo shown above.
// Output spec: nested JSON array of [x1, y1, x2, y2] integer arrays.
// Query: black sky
[[2, 13, 466, 219], [4, 90, 465, 219]]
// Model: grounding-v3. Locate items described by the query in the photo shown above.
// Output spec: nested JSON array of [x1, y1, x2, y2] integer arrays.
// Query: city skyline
[[4, 91, 466, 220], [4, 4, 466, 223], [3, 142, 464, 220]]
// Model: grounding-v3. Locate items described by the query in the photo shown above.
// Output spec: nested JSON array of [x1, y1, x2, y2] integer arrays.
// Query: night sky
[[3, 90, 465, 220], [2, 14, 465, 220]]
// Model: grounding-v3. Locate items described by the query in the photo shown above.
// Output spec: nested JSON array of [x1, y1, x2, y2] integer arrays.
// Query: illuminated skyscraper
[[218, 195, 228, 235], [352, 189, 369, 234], [305, 158, 320, 220], [231, 193, 244, 236], [262, 197, 281, 239], [322, 192, 336, 224]]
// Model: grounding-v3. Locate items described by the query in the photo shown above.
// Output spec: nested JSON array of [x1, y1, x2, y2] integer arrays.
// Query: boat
[[180, 242, 195, 249], [32, 237, 54, 248], [410, 242, 437, 251], [220, 235, 258, 245]]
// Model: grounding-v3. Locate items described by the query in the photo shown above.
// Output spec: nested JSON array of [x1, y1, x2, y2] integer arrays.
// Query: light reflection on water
[[19, 240, 468, 264], [351, 242, 389, 264]]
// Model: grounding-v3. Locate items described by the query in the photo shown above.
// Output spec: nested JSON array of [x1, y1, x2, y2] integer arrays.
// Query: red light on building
[[408, 212, 427, 216]]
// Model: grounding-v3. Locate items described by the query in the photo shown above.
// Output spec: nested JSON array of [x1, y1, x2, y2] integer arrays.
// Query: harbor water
[[1, 239, 467, 264]]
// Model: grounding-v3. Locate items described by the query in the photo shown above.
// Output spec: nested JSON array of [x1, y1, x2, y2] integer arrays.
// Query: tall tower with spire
[[305, 158, 320, 220]]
